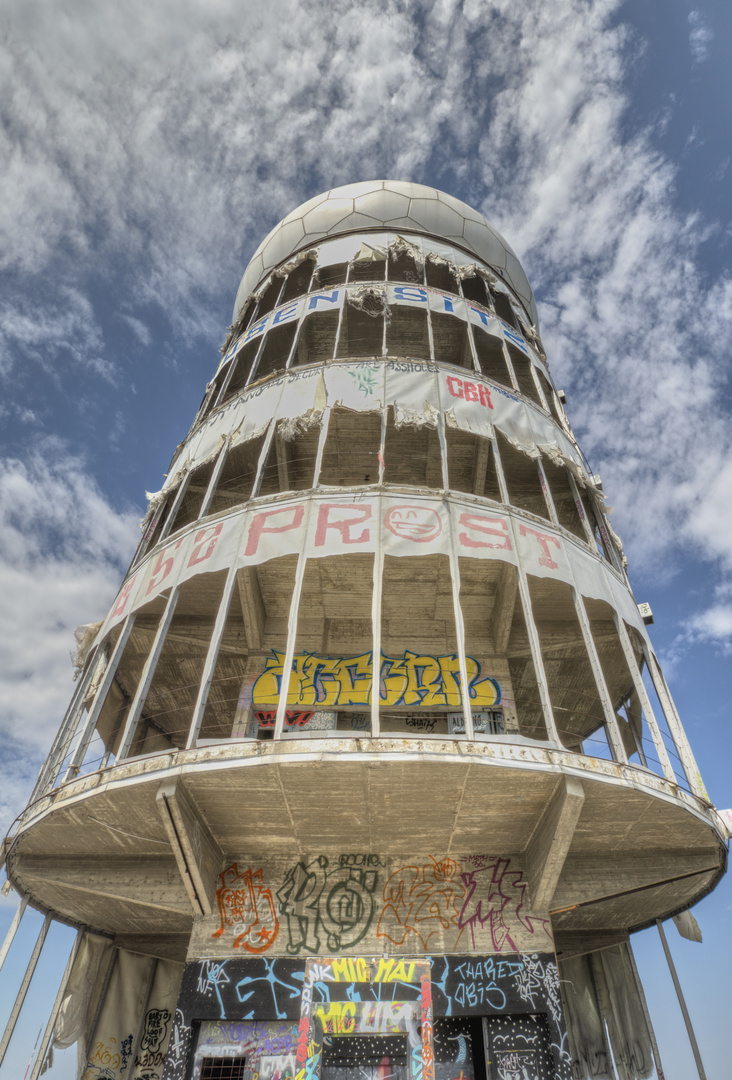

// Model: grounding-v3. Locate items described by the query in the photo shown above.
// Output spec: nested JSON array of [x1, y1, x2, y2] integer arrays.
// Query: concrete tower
[[1, 182, 727, 1080]]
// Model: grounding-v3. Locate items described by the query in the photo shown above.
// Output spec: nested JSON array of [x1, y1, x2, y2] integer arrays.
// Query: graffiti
[[313, 1000, 420, 1043], [235, 959, 305, 1020], [252, 650, 500, 709], [495, 1049, 538, 1080], [214, 863, 280, 952], [420, 971, 435, 1080], [458, 856, 551, 953], [451, 958, 523, 1010], [514, 954, 562, 1028], [198, 961, 231, 1017], [141, 1008, 171, 1054], [277, 856, 379, 954], [348, 367, 380, 397], [378, 857, 466, 951]]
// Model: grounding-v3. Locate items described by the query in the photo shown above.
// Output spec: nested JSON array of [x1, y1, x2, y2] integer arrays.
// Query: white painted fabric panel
[[163, 363, 582, 492], [100, 494, 645, 644]]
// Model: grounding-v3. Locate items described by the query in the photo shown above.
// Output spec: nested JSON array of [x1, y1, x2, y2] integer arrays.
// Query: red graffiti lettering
[[519, 523, 561, 569], [459, 513, 512, 550], [245, 505, 305, 556], [314, 503, 371, 546]]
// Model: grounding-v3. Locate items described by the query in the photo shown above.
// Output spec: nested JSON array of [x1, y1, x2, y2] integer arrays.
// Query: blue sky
[[0, 1, 730, 1077]]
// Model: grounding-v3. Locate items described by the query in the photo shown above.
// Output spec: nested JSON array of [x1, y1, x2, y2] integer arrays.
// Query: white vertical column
[[570, 590, 627, 763], [645, 648, 708, 798], [613, 615, 676, 783], [0, 913, 52, 1067], [28, 926, 84, 1080]]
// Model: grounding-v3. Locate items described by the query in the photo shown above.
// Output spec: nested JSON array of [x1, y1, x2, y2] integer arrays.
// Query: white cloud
[[0, 442, 139, 830], [688, 11, 713, 64]]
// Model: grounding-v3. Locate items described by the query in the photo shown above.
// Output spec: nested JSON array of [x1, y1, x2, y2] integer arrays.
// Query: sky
[[0, 0, 730, 1076]]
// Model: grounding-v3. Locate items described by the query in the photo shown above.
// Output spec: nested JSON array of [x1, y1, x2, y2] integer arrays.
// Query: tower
[[1, 181, 726, 1080]]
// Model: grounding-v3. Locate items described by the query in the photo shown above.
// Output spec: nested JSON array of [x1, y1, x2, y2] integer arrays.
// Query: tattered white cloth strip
[[98, 491, 648, 650]]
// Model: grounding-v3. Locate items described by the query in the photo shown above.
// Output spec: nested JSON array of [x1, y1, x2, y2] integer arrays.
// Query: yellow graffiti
[[252, 650, 500, 709], [372, 958, 417, 983], [314, 1001, 357, 1034]]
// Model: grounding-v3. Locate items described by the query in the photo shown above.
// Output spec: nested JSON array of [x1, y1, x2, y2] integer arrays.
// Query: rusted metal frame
[[0, 913, 52, 1067], [61, 615, 136, 783], [28, 925, 84, 1080], [613, 615, 675, 783], [186, 559, 242, 749], [569, 588, 628, 763], [274, 499, 316, 741], [536, 455, 560, 527], [30, 645, 102, 798], [0, 895, 29, 975], [197, 437, 231, 520], [492, 442, 561, 745], [115, 591, 181, 761], [644, 647, 708, 798]]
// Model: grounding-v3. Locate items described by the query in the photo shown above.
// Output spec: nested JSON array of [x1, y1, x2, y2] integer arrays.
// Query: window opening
[[259, 420, 321, 493], [431, 311, 473, 368], [255, 276, 285, 318], [509, 350, 543, 407], [491, 288, 518, 328], [222, 338, 262, 401], [280, 258, 316, 303], [495, 432, 549, 519], [526, 576, 614, 757], [285, 553, 375, 736], [461, 275, 490, 307], [336, 301, 385, 359], [312, 262, 348, 289], [251, 322, 298, 382], [471, 326, 513, 388], [380, 554, 460, 736], [584, 599, 665, 776], [199, 1057, 246, 1080], [293, 310, 339, 366], [576, 487, 612, 561], [319, 408, 382, 486], [385, 306, 429, 360], [445, 430, 500, 500], [537, 370, 564, 424], [167, 458, 217, 535], [458, 556, 514, 736], [504, 576, 549, 741], [425, 258, 459, 294], [209, 433, 267, 515], [541, 457, 586, 540], [128, 572, 228, 757], [349, 254, 387, 282], [383, 408, 442, 488], [387, 243, 424, 284]]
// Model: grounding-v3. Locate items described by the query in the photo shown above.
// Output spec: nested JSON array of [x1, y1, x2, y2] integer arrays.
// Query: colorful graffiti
[[458, 856, 551, 953], [252, 650, 501, 708], [378, 857, 466, 951], [277, 855, 380, 954], [214, 863, 280, 953], [207, 854, 550, 958]]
